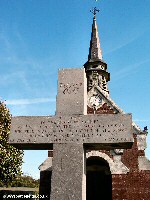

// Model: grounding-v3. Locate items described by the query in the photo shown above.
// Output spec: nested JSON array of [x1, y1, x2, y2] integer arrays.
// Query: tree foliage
[[11, 175, 40, 188], [0, 174, 40, 188], [0, 101, 23, 186]]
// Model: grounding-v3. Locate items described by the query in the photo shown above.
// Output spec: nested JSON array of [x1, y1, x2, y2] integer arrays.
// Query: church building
[[39, 8, 150, 200]]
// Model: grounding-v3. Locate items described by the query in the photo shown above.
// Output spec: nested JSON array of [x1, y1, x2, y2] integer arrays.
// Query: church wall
[[87, 134, 150, 199], [112, 171, 150, 200], [112, 134, 150, 200]]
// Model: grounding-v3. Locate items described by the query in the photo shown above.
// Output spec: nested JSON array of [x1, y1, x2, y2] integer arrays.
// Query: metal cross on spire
[[90, 7, 100, 17]]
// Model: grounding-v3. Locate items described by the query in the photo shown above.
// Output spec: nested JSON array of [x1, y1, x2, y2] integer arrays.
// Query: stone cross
[[9, 68, 133, 200]]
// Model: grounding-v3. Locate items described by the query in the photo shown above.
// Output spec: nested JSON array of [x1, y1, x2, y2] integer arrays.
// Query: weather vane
[[90, 7, 100, 17]]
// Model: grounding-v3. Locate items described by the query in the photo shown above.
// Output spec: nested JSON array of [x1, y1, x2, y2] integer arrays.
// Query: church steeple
[[88, 8, 102, 61], [84, 7, 110, 96]]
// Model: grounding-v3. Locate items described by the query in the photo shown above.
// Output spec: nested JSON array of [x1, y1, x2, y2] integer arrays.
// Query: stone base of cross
[[9, 69, 133, 200]]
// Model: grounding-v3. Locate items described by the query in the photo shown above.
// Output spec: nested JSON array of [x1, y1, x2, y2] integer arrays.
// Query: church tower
[[85, 8, 118, 115], [84, 8, 109, 95]]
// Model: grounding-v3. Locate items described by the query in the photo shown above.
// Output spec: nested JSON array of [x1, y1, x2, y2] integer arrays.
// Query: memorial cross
[[9, 69, 133, 200]]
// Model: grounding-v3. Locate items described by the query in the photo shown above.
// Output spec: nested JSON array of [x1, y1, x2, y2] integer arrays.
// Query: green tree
[[10, 174, 40, 188], [0, 174, 40, 188], [0, 101, 23, 186]]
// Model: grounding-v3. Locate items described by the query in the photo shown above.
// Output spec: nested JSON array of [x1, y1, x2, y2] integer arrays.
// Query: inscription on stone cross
[[10, 114, 133, 150]]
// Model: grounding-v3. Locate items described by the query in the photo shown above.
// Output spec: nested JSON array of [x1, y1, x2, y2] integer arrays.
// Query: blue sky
[[0, 0, 150, 179]]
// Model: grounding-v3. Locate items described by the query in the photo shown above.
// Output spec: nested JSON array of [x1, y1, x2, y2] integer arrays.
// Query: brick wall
[[112, 171, 150, 200], [87, 103, 116, 114], [112, 134, 150, 200]]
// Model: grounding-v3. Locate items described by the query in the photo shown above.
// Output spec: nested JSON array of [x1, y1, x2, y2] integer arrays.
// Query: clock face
[[89, 95, 102, 107]]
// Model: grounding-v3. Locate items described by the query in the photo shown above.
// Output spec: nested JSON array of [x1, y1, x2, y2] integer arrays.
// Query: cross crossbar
[[9, 114, 133, 150]]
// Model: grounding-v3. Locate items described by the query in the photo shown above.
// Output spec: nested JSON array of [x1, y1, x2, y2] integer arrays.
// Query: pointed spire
[[88, 8, 102, 61], [84, 8, 110, 96]]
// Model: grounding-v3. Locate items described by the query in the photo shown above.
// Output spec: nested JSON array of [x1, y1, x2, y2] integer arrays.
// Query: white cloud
[[105, 29, 147, 55], [112, 58, 150, 81], [5, 98, 55, 105]]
